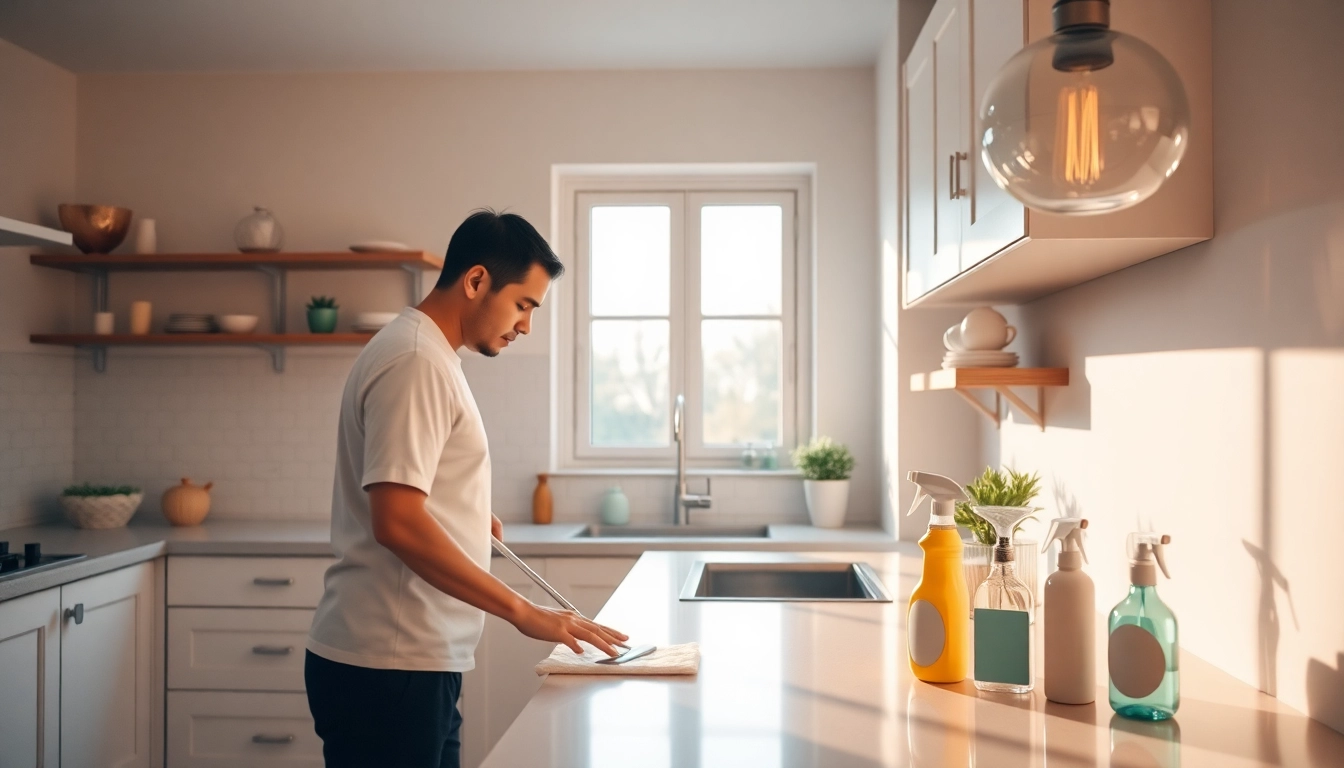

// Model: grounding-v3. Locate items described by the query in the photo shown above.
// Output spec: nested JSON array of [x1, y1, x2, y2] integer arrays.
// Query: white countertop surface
[[0, 519, 897, 601], [481, 549, 1344, 768]]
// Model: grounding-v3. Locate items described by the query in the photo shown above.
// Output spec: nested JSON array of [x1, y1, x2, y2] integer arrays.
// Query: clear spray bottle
[[972, 505, 1039, 693]]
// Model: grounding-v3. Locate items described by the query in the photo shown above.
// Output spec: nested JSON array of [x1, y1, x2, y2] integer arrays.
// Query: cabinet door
[[61, 561, 160, 768], [962, 0, 1028, 269], [905, 0, 965, 302], [0, 587, 60, 767]]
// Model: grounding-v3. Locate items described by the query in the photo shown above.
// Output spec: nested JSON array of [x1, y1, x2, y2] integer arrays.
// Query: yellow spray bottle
[[906, 471, 970, 683]]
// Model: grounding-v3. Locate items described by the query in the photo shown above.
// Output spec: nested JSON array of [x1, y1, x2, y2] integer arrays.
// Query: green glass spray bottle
[[1108, 533, 1179, 720]]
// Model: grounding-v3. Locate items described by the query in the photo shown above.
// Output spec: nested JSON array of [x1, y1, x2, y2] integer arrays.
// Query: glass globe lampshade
[[979, 0, 1190, 215]]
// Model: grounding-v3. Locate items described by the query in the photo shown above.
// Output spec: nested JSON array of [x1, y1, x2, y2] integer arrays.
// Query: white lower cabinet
[[462, 556, 636, 768], [0, 560, 163, 768], [166, 691, 322, 767], [0, 587, 60, 767], [165, 556, 333, 768], [60, 561, 162, 768]]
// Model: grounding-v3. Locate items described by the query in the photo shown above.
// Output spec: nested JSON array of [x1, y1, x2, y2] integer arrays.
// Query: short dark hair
[[435, 209, 564, 290]]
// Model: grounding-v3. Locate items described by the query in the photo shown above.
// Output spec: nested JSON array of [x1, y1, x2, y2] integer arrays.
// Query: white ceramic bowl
[[218, 314, 260, 334], [355, 311, 399, 328]]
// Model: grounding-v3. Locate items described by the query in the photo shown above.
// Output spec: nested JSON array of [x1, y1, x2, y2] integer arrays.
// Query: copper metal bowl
[[58, 204, 133, 254]]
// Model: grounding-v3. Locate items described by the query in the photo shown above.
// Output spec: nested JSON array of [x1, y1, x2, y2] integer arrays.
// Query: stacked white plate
[[942, 350, 1018, 369], [164, 313, 217, 334], [349, 241, 414, 253], [352, 311, 399, 334]]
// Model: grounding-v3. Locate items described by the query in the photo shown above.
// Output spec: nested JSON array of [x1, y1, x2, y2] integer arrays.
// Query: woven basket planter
[[60, 492, 143, 529]]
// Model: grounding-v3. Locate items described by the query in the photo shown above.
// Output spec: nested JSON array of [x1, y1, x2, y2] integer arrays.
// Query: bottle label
[[908, 599, 946, 667], [1109, 624, 1166, 699], [974, 608, 1030, 685]]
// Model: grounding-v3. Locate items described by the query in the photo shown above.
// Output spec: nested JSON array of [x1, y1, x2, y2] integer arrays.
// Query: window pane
[[590, 206, 670, 317], [591, 320, 670, 447], [700, 205, 783, 316], [702, 319, 782, 445]]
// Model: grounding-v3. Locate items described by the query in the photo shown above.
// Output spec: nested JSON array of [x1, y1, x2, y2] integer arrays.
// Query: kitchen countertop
[[0, 520, 897, 601], [482, 549, 1344, 768]]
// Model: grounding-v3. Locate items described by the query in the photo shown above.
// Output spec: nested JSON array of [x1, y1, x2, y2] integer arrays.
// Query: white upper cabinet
[[903, 0, 1212, 307]]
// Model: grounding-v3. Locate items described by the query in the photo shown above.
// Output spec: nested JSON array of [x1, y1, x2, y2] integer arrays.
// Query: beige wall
[[72, 67, 883, 521], [0, 37, 83, 350], [985, 0, 1344, 734], [0, 38, 78, 527], [877, 0, 982, 539]]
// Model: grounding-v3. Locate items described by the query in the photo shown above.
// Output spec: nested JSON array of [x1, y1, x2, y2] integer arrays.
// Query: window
[[554, 170, 813, 469]]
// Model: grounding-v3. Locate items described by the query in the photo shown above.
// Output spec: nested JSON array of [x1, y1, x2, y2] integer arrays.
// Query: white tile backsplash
[[0, 352, 75, 528], [60, 347, 824, 526]]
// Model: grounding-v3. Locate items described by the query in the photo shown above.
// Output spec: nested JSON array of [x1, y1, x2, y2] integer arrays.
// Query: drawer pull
[[252, 577, 294, 586], [251, 645, 294, 656], [252, 733, 295, 745]]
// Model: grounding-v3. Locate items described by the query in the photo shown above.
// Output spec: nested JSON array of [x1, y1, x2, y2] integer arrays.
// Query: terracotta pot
[[162, 478, 213, 526]]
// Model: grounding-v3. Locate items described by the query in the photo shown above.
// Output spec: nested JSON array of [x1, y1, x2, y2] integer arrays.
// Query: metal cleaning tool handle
[[491, 536, 582, 615]]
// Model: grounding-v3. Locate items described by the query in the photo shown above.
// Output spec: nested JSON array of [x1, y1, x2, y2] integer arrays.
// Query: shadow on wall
[[1307, 653, 1344, 741]]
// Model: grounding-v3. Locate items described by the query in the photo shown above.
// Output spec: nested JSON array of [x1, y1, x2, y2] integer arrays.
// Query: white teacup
[[958, 307, 1016, 351], [943, 324, 968, 351]]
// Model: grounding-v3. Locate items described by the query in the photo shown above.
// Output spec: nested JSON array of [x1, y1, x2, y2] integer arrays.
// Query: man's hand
[[510, 604, 629, 657], [491, 513, 503, 541]]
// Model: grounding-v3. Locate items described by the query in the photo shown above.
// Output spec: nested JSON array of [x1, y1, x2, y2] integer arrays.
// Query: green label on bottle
[[974, 608, 1030, 685]]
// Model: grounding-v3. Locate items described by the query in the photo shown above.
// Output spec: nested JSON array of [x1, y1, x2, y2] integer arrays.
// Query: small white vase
[[803, 479, 849, 528]]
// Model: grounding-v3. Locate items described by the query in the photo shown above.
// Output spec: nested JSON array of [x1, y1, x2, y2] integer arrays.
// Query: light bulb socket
[[1052, 0, 1110, 33]]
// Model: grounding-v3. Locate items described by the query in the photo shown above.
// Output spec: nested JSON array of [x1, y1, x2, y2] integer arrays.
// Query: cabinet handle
[[948, 154, 956, 200], [251, 645, 294, 655], [64, 603, 84, 625], [252, 733, 295, 745], [252, 577, 294, 586], [953, 151, 968, 199]]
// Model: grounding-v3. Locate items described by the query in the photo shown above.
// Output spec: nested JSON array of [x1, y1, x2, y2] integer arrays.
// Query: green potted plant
[[956, 466, 1043, 608], [306, 295, 339, 333], [60, 483, 143, 529], [791, 437, 855, 528]]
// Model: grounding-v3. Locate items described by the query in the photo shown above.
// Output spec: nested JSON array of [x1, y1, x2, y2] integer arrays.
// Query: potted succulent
[[306, 295, 339, 333], [60, 483, 143, 529], [956, 466, 1043, 608], [791, 437, 855, 528]]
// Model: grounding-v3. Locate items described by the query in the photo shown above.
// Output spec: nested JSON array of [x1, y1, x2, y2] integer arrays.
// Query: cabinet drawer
[[167, 691, 321, 767], [168, 608, 312, 692], [168, 556, 333, 608]]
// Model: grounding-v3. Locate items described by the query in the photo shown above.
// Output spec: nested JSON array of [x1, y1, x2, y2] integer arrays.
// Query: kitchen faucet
[[673, 394, 711, 525]]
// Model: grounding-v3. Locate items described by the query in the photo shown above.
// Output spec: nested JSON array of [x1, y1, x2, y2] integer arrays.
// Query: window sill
[[546, 468, 803, 479]]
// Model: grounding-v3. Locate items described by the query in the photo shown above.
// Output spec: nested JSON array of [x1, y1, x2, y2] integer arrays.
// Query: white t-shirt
[[307, 307, 492, 672]]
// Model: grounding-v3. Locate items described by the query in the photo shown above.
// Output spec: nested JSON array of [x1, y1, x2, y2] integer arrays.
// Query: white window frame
[[551, 166, 815, 470]]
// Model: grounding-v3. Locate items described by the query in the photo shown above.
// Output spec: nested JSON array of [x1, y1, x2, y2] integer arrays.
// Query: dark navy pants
[[305, 650, 463, 768]]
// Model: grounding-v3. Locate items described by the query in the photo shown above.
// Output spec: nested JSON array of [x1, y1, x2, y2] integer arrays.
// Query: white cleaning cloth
[[535, 642, 700, 676]]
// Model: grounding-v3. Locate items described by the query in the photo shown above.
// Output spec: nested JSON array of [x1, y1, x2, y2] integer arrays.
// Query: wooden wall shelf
[[910, 367, 1069, 431], [29, 251, 441, 272], [28, 250, 438, 372]]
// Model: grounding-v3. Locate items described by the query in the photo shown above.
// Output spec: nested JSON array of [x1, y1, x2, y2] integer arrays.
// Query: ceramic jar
[[162, 478, 213, 526]]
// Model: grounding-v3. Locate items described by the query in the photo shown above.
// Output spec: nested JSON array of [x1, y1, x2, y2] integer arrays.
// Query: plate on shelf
[[942, 351, 1018, 369], [349, 241, 414, 253]]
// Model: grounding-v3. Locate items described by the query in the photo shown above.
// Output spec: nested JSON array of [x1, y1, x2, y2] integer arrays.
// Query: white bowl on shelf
[[218, 314, 260, 334]]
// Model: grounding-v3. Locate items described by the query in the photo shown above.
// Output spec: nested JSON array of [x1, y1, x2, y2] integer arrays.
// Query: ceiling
[[0, 0, 897, 74]]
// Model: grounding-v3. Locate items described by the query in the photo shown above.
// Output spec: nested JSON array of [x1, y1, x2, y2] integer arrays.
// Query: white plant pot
[[803, 479, 849, 528]]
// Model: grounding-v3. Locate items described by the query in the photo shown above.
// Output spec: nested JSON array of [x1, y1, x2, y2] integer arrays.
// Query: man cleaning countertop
[[305, 209, 628, 768]]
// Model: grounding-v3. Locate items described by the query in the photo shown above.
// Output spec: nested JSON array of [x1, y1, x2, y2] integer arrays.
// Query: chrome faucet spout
[[673, 394, 710, 524]]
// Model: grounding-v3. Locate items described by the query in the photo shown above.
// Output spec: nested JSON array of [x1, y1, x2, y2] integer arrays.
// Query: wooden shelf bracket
[[910, 367, 1068, 432]]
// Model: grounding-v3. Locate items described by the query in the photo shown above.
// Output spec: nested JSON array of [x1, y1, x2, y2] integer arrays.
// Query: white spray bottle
[[1042, 518, 1095, 704]]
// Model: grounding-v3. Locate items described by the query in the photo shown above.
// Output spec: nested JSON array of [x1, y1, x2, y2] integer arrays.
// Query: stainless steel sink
[[679, 561, 892, 602], [573, 524, 771, 539]]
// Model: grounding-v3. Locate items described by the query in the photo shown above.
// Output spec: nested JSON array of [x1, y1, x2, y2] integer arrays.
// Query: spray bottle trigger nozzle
[[1153, 534, 1172, 579], [906, 489, 928, 517]]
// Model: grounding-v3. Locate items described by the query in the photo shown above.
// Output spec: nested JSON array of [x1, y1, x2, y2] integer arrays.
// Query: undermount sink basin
[[573, 524, 771, 539], [679, 561, 892, 602]]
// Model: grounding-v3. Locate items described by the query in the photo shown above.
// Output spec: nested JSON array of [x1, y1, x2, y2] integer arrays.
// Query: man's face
[[463, 262, 552, 357]]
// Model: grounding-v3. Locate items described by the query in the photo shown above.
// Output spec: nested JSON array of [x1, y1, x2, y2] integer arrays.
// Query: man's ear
[[462, 266, 490, 299]]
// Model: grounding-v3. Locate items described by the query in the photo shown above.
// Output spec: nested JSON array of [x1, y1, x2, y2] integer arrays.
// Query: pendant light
[[979, 0, 1190, 215]]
